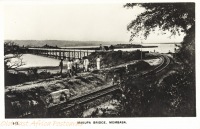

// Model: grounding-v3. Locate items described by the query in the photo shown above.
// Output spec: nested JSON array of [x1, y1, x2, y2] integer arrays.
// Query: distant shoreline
[[32, 44, 158, 50], [27, 45, 158, 50], [4, 40, 180, 47]]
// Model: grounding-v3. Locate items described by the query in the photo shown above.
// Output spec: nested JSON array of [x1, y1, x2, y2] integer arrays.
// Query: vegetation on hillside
[[87, 50, 154, 68], [115, 3, 196, 116]]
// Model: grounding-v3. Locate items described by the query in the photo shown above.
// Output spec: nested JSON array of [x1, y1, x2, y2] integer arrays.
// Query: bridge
[[28, 48, 95, 60]]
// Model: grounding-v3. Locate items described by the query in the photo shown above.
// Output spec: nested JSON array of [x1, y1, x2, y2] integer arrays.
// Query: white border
[[0, 0, 199, 129]]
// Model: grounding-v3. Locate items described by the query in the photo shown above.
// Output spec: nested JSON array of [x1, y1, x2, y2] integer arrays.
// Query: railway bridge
[[28, 47, 95, 60]]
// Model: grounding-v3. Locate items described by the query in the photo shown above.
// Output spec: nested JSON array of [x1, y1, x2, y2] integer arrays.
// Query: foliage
[[124, 3, 195, 69], [67, 104, 85, 118], [4, 41, 20, 55], [4, 41, 25, 70], [124, 3, 195, 40], [176, 25, 195, 69], [115, 70, 195, 117], [5, 69, 52, 86], [5, 86, 49, 118], [159, 72, 195, 116], [87, 51, 144, 68], [119, 3, 196, 116]]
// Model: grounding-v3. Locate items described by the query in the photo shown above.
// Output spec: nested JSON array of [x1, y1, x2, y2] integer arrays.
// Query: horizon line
[[4, 39, 181, 44]]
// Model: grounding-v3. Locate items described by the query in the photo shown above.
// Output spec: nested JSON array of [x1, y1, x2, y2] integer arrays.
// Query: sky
[[4, 3, 184, 43]]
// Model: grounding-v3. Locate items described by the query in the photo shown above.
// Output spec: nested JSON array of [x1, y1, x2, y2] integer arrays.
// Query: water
[[114, 44, 178, 53], [30, 43, 177, 53], [9, 54, 60, 68], [61, 45, 100, 48], [61, 43, 177, 53]]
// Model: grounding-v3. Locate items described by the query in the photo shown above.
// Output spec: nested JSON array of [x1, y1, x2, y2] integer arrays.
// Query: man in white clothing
[[96, 56, 101, 70], [83, 57, 89, 72]]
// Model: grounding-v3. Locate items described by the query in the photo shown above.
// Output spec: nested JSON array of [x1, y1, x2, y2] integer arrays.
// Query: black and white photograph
[[1, 1, 199, 127]]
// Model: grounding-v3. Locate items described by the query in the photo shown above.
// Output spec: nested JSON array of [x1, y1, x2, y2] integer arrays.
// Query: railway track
[[47, 84, 119, 114], [46, 54, 171, 116], [17, 54, 170, 118], [129, 54, 170, 78], [142, 54, 170, 76]]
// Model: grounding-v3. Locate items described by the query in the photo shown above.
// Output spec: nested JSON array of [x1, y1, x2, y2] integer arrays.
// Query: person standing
[[71, 59, 75, 76], [67, 59, 72, 77], [79, 58, 84, 72], [96, 56, 101, 70], [70, 60, 74, 76], [83, 57, 89, 72], [59, 59, 64, 75], [74, 58, 80, 74]]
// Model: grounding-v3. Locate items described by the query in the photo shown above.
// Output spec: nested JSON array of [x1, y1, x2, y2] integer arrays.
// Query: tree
[[124, 3, 194, 39], [4, 41, 25, 70], [124, 3, 195, 67], [109, 45, 114, 51], [120, 3, 196, 116], [4, 42, 25, 86]]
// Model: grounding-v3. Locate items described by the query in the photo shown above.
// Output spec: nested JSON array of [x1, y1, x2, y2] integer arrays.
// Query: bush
[[5, 72, 29, 86], [87, 51, 142, 68]]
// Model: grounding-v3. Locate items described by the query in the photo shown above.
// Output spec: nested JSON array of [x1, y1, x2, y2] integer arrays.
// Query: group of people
[[59, 58, 79, 77], [59, 56, 101, 77]]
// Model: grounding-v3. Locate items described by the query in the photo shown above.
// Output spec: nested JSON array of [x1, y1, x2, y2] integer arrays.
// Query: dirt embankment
[[6, 71, 111, 98], [5, 51, 158, 103], [5, 70, 113, 118], [5, 51, 159, 118]]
